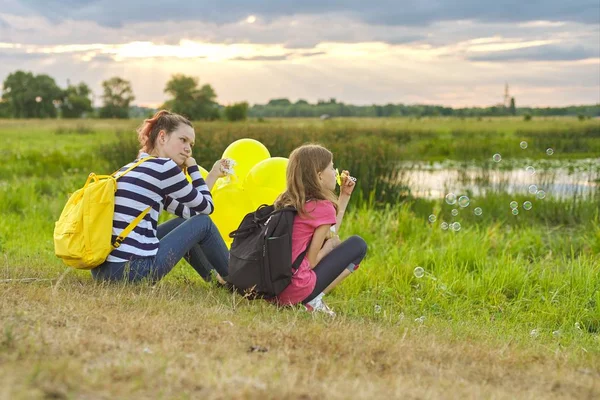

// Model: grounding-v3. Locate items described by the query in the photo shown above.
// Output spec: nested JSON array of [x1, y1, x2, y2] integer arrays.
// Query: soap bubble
[[530, 328, 539, 338], [546, 148, 554, 156], [445, 193, 457, 205], [428, 214, 437, 223], [510, 201, 518, 209], [35, 96, 42, 103], [441, 222, 449, 230], [474, 207, 483, 216], [528, 184, 538, 194], [523, 201, 532, 210], [526, 166, 536, 175], [520, 141, 528, 149], [458, 196, 470, 208], [413, 266, 425, 278], [451, 209, 459, 217], [492, 153, 502, 162], [536, 190, 546, 199], [374, 305, 381, 314], [451, 222, 461, 231], [512, 208, 519, 215]]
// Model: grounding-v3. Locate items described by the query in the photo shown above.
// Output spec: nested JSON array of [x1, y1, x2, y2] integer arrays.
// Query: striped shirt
[[107, 153, 213, 263]]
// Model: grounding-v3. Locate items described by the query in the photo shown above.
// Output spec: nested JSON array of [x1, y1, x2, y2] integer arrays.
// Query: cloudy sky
[[1, 1, 599, 107]]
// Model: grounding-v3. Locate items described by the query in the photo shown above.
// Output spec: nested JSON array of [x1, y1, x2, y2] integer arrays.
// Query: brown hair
[[137, 110, 192, 154], [275, 144, 338, 215]]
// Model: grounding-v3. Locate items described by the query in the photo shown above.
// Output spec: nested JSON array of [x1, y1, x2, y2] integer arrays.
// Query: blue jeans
[[91, 214, 229, 283]]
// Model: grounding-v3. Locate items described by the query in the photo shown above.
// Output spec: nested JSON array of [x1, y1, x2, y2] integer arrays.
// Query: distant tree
[[163, 74, 219, 120], [99, 77, 134, 119], [267, 98, 291, 106], [61, 82, 93, 118], [2, 71, 62, 118], [524, 113, 532, 121], [509, 97, 516, 116], [224, 102, 249, 122], [295, 99, 309, 105], [0, 99, 10, 118]]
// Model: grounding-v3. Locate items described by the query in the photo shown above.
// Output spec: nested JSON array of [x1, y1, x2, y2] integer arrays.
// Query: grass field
[[1, 118, 599, 399]]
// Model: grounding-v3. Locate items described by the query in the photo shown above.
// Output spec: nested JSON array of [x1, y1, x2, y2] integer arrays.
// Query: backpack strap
[[112, 206, 152, 248], [292, 248, 308, 270], [113, 156, 155, 179], [111, 156, 155, 249]]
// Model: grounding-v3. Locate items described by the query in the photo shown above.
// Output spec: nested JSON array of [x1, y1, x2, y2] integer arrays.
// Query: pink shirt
[[275, 200, 337, 305]]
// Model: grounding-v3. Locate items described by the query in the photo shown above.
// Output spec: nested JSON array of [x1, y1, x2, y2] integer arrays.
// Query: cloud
[[232, 50, 326, 61], [468, 45, 599, 62], [232, 54, 291, 61], [88, 54, 116, 63], [0, 16, 10, 29], [0, 51, 48, 61], [7, 0, 600, 27]]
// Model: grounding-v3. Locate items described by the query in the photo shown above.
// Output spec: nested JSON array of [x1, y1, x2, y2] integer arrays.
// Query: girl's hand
[[340, 170, 356, 197], [325, 235, 342, 249], [210, 159, 230, 178], [184, 156, 197, 168], [317, 235, 341, 262]]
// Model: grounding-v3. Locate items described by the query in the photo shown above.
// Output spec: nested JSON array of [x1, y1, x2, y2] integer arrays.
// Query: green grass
[[0, 118, 599, 398]]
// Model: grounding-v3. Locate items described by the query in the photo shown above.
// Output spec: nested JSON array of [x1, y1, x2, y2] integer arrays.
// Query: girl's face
[[156, 124, 195, 166], [319, 160, 337, 192]]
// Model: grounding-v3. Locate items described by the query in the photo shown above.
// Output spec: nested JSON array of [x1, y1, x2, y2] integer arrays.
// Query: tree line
[[250, 98, 600, 119], [1, 70, 598, 120], [0, 71, 248, 121]]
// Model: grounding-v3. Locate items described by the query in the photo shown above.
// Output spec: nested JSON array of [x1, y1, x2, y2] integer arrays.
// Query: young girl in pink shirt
[[273, 144, 367, 316]]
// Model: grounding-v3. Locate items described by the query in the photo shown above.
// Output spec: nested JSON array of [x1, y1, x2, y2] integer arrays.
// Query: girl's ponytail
[[137, 110, 171, 153]]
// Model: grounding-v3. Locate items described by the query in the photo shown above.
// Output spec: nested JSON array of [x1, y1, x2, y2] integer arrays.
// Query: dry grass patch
[[1, 276, 598, 400]]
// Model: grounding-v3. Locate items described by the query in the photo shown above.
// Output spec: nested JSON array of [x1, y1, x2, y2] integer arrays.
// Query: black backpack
[[226, 204, 307, 299]]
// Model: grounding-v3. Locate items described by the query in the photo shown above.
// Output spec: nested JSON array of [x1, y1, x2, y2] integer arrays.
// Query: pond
[[396, 159, 599, 200]]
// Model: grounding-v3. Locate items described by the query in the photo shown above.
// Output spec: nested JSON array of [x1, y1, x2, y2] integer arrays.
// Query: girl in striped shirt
[[91, 110, 229, 283]]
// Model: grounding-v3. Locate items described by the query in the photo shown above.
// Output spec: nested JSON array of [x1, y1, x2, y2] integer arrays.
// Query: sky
[[1, 1, 599, 107]]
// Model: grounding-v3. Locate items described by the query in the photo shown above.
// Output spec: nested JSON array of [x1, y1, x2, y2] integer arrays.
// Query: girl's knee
[[347, 235, 367, 257], [189, 213, 214, 232]]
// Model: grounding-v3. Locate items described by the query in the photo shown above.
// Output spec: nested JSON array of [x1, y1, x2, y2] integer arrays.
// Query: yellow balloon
[[222, 139, 270, 184], [199, 166, 209, 179], [244, 157, 288, 209], [214, 174, 240, 191], [210, 183, 254, 247]]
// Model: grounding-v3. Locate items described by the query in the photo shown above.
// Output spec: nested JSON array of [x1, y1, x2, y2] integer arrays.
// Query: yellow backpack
[[53, 157, 154, 269]]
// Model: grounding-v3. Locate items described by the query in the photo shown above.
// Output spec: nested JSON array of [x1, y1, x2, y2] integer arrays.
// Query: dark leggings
[[302, 235, 367, 303]]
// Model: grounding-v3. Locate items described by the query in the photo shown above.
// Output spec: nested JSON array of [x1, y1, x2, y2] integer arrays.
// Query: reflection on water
[[397, 159, 599, 200]]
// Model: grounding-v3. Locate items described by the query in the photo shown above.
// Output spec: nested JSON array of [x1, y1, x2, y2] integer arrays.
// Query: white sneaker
[[304, 295, 336, 317]]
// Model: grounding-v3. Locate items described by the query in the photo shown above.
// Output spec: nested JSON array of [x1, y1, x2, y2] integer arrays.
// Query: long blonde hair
[[275, 144, 338, 216]]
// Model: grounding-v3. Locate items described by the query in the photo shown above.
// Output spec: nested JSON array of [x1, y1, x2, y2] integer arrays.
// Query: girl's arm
[[334, 195, 349, 233], [204, 159, 231, 191], [306, 224, 334, 268], [163, 159, 214, 215], [334, 170, 356, 233]]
